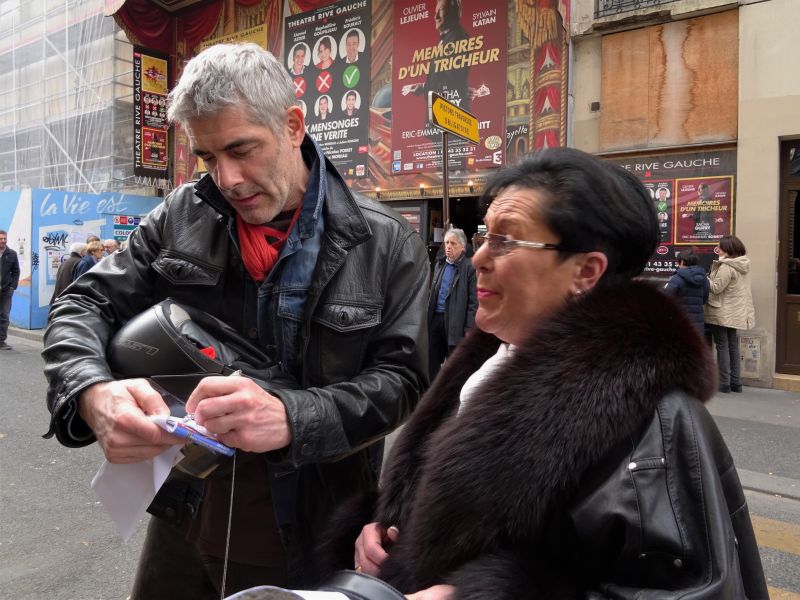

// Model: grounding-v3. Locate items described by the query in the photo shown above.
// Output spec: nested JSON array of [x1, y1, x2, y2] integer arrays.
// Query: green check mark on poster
[[657, 201, 668, 211], [343, 65, 360, 88]]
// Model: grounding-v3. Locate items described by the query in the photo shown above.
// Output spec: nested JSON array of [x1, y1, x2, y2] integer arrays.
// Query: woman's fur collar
[[374, 280, 716, 592]]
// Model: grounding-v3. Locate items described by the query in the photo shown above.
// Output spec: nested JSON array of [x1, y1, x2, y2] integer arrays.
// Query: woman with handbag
[[705, 235, 756, 393]]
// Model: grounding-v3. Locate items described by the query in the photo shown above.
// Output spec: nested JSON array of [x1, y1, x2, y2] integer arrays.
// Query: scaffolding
[[0, 0, 153, 194]]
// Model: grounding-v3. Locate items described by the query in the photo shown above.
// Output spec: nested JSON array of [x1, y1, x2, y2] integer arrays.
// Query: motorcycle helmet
[[107, 297, 270, 378], [107, 298, 298, 412], [106, 298, 298, 482]]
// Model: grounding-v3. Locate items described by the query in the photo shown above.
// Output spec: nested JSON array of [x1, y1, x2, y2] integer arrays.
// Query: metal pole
[[442, 131, 450, 230]]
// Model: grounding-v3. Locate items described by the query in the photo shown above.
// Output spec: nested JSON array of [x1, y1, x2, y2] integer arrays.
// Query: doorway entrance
[[776, 140, 800, 374]]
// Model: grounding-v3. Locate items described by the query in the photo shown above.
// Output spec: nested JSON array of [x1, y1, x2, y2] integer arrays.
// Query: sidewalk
[[8, 326, 44, 343], [706, 385, 800, 501], [9, 326, 800, 500]]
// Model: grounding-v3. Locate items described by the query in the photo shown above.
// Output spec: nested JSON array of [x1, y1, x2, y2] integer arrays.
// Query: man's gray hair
[[445, 228, 467, 247], [69, 242, 86, 255], [167, 43, 297, 135]]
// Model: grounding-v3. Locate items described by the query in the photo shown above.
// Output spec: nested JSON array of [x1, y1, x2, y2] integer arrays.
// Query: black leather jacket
[[575, 391, 766, 599], [42, 142, 429, 581], [1, 246, 19, 292]]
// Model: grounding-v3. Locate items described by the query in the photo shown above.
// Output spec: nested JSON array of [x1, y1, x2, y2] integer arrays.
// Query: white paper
[[91, 445, 183, 542], [223, 586, 348, 600]]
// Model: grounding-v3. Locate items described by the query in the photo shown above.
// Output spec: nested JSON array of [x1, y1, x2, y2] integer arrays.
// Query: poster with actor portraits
[[605, 149, 736, 276], [284, 0, 371, 179]]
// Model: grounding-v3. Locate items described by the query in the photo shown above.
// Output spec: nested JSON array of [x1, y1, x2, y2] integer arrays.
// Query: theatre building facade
[[570, 0, 800, 389], [107, 0, 570, 257], [106, 0, 798, 387]]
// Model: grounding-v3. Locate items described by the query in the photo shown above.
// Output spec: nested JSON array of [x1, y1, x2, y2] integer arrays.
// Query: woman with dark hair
[[705, 235, 755, 393], [321, 148, 767, 600], [664, 249, 710, 333]]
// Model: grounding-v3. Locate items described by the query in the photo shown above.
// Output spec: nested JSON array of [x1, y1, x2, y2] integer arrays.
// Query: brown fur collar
[[318, 281, 716, 596]]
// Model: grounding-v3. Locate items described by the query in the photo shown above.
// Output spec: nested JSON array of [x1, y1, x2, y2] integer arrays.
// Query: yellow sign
[[141, 55, 168, 95], [196, 24, 267, 52], [428, 92, 479, 144]]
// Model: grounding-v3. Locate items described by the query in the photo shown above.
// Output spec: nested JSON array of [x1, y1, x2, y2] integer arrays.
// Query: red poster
[[391, 1, 507, 174], [142, 128, 167, 168], [675, 177, 734, 244], [604, 149, 736, 275]]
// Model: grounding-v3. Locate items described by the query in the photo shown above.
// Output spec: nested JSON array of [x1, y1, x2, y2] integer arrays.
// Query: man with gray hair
[[102, 238, 118, 255], [427, 228, 477, 378], [49, 242, 86, 303], [43, 43, 428, 598]]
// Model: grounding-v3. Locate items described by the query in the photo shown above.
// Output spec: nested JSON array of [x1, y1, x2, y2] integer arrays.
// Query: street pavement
[[2, 327, 799, 599]]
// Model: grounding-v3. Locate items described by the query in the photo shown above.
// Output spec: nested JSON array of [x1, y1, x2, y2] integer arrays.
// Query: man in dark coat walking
[[665, 249, 710, 333], [0, 229, 20, 350], [50, 242, 86, 303], [427, 228, 477, 378]]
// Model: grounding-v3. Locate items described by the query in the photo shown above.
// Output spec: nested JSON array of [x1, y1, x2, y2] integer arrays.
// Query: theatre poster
[[605, 148, 736, 276], [133, 46, 170, 179], [284, 0, 371, 179], [391, 0, 508, 174]]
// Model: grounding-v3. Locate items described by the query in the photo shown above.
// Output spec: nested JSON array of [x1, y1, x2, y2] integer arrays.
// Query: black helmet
[[107, 298, 270, 378], [107, 299, 299, 485], [107, 298, 298, 409]]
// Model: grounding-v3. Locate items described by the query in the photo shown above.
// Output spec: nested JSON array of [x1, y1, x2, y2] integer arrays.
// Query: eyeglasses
[[472, 232, 561, 257]]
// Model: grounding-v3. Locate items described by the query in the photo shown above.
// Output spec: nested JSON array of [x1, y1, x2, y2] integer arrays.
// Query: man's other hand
[[79, 379, 175, 463]]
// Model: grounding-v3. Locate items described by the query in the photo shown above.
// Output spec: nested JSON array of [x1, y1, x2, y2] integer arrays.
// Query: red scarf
[[236, 205, 302, 282]]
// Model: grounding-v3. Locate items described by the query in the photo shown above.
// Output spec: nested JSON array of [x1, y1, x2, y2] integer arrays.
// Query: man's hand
[[79, 379, 175, 464], [405, 585, 456, 600], [185, 376, 291, 453], [354, 522, 400, 576]]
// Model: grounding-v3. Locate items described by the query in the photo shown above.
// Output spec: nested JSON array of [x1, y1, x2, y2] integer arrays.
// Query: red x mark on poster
[[293, 77, 306, 98], [316, 71, 332, 93]]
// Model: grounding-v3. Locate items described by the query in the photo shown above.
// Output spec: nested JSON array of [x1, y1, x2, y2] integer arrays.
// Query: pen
[[161, 416, 235, 457]]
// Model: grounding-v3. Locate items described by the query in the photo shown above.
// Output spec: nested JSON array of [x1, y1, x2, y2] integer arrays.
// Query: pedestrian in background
[[705, 235, 755, 393], [0, 229, 20, 350], [50, 242, 86, 303], [664, 249, 709, 334], [71, 240, 104, 281], [427, 228, 477, 379], [103, 239, 119, 255]]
